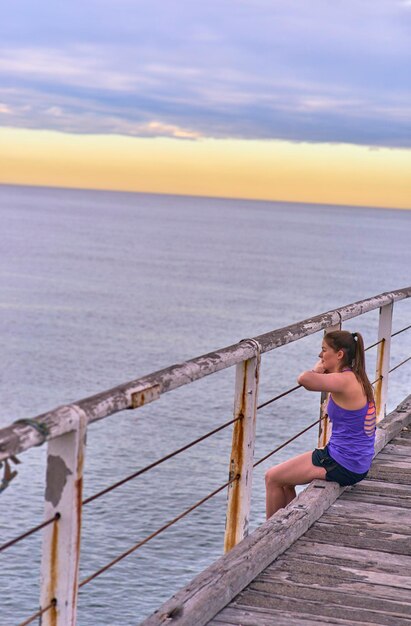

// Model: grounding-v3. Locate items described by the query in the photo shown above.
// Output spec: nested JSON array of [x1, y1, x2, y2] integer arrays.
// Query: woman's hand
[[312, 359, 326, 373]]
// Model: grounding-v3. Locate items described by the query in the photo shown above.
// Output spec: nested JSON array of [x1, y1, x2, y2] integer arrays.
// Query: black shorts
[[312, 445, 368, 487]]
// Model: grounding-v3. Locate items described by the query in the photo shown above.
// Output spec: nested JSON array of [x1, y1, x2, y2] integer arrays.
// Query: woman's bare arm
[[297, 367, 350, 393]]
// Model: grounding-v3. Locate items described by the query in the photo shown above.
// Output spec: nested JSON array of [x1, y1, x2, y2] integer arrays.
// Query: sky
[[0, 0, 410, 208]]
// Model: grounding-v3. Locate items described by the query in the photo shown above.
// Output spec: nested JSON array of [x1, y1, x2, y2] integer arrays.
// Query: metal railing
[[0, 287, 410, 626]]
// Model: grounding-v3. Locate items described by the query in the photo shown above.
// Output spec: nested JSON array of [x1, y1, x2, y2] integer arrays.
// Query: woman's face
[[319, 340, 344, 372]]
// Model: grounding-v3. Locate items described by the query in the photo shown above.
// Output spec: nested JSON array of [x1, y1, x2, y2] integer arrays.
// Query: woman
[[265, 330, 376, 519]]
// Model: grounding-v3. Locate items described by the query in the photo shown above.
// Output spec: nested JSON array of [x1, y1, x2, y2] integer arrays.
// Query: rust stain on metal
[[71, 474, 83, 618], [318, 395, 329, 447], [225, 369, 247, 552], [131, 384, 160, 409], [75, 475, 83, 558], [76, 478, 82, 553], [321, 413, 328, 446], [70, 431, 85, 620], [48, 518, 59, 626], [375, 337, 386, 419]]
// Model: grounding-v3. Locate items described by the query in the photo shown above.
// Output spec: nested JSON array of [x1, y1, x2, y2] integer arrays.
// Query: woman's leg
[[283, 485, 296, 506], [265, 485, 296, 515], [265, 451, 326, 519]]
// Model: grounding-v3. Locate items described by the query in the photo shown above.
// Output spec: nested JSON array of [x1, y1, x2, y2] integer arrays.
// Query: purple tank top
[[327, 394, 376, 473]]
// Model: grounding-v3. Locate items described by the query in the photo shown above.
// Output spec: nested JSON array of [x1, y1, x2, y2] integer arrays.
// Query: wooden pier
[[2, 287, 410, 626], [142, 396, 411, 626]]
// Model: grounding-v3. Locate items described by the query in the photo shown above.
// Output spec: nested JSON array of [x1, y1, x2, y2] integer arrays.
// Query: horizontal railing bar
[[391, 323, 411, 338], [1, 287, 410, 462], [365, 325, 410, 353], [365, 339, 383, 352], [17, 599, 56, 626], [79, 474, 240, 588], [0, 513, 60, 554], [389, 355, 411, 374], [83, 416, 242, 505], [257, 384, 302, 410], [253, 417, 324, 468]]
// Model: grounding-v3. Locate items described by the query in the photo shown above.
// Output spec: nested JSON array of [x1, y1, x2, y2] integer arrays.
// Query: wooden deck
[[141, 397, 411, 626], [208, 429, 411, 626]]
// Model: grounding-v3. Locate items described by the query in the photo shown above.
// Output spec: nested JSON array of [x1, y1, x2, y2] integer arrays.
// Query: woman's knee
[[265, 466, 283, 487]]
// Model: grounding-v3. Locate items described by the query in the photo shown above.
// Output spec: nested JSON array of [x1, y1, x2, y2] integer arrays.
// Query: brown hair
[[324, 330, 374, 402]]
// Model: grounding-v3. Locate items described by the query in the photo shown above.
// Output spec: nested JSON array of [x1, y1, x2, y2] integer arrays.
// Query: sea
[[1, 184, 410, 625]]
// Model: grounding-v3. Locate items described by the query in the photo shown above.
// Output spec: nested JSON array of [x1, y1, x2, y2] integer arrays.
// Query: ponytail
[[351, 332, 374, 403], [324, 330, 374, 402]]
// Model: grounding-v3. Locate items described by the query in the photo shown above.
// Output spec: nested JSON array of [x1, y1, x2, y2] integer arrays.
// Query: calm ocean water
[[1, 184, 410, 625]]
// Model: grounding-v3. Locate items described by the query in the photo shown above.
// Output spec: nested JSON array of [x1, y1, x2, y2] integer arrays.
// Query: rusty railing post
[[224, 339, 261, 553], [40, 406, 87, 626], [318, 322, 341, 448], [375, 301, 393, 422]]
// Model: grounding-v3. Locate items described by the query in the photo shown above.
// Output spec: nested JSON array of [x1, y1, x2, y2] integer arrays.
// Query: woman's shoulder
[[339, 368, 361, 386], [331, 371, 368, 409]]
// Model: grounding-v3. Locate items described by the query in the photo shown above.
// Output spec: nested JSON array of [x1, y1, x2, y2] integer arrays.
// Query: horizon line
[[1, 180, 410, 213]]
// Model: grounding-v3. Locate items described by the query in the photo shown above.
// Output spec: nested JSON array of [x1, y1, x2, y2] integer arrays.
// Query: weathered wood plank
[[304, 522, 411, 555], [347, 478, 411, 496], [317, 516, 411, 537], [326, 497, 411, 518], [209, 604, 379, 626], [250, 575, 411, 611], [362, 467, 411, 485], [374, 466, 411, 480], [289, 539, 411, 575], [233, 588, 411, 626], [341, 490, 411, 508], [378, 443, 411, 457], [261, 558, 411, 595], [260, 560, 411, 600], [322, 499, 411, 534], [342, 478, 411, 508], [393, 426, 411, 436], [375, 457, 411, 469], [368, 468, 411, 482], [390, 434, 411, 446], [372, 458, 411, 470], [383, 432, 411, 442]]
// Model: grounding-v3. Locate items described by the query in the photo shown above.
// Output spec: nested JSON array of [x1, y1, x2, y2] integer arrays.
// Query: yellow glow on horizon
[[0, 126, 410, 209]]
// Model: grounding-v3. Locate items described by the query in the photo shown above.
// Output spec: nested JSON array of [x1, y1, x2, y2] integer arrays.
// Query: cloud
[[46, 106, 64, 117], [141, 121, 201, 139], [0, 1, 410, 147], [0, 46, 146, 92]]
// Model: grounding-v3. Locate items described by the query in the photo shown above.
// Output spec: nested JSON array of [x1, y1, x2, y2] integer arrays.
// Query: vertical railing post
[[375, 301, 393, 422], [40, 407, 87, 626], [318, 321, 341, 448], [224, 339, 261, 553]]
